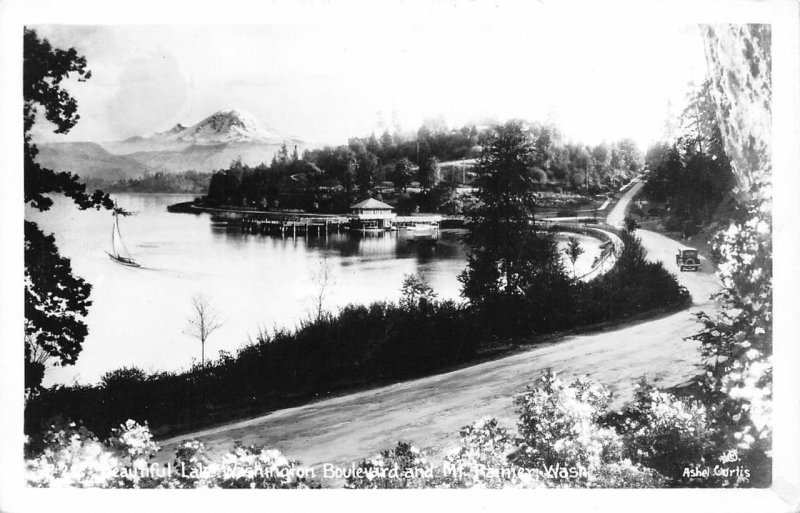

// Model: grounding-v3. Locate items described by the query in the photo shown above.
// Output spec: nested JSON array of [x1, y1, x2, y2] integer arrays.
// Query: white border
[[1, 0, 798, 511]]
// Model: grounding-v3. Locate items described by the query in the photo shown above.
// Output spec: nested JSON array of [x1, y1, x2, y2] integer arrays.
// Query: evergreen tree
[[278, 141, 290, 163], [356, 152, 379, 192], [459, 121, 570, 335], [417, 156, 440, 190], [390, 158, 414, 193]]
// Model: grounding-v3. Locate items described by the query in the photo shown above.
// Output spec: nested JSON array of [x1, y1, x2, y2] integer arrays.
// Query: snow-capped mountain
[[101, 108, 303, 155], [38, 109, 310, 179], [153, 123, 187, 138], [149, 109, 287, 145]]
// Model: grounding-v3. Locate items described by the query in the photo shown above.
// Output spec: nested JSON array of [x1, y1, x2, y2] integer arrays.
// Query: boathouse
[[349, 198, 396, 230]]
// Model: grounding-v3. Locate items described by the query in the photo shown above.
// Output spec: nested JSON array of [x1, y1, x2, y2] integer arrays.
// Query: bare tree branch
[[186, 294, 223, 367], [309, 256, 335, 322]]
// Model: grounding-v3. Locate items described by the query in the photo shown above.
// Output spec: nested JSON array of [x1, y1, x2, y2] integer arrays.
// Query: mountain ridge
[[34, 142, 150, 182], [36, 109, 309, 181], [143, 108, 287, 145]]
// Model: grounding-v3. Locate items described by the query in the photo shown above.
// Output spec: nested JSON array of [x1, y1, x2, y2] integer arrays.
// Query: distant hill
[[35, 109, 308, 181], [122, 141, 289, 173], [35, 142, 149, 182]]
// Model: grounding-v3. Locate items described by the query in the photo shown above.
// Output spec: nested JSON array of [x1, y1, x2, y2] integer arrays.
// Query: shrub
[[441, 417, 540, 489], [165, 440, 213, 488], [688, 193, 773, 486], [574, 230, 690, 324], [514, 373, 620, 475], [345, 442, 438, 489], [211, 444, 315, 489], [25, 419, 166, 489], [348, 373, 665, 489], [624, 215, 639, 232], [26, 421, 120, 488], [101, 367, 147, 389], [399, 273, 438, 310], [29, 374, 690, 490], [612, 381, 713, 483], [25, 420, 314, 489], [512, 373, 666, 488]]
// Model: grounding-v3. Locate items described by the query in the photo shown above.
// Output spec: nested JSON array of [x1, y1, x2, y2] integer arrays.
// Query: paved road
[[158, 180, 720, 474], [607, 179, 645, 229]]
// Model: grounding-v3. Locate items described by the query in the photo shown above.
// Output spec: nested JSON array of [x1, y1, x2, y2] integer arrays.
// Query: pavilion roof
[[349, 198, 394, 210]]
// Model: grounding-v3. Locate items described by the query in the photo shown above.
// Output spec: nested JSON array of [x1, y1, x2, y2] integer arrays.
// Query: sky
[[31, 23, 708, 150]]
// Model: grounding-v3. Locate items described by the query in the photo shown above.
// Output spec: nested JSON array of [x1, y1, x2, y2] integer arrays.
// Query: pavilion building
[[348, 198, 396, 231]]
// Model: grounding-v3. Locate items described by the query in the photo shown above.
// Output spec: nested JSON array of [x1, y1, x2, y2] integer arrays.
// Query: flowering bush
[[440, 414, 662, 489], [162, 440, 213, 488], [26, 422, 119, 488], [25, 420, 313, 489], [613, 381, 712, 482], [689, 186, 772, 486], [514, 372, 617, 470], [211, 444, 314, 489], [345, 442, 440, 489], [513, 372, 663, 488], [346, 373, 664, 489], [441, 417, 538, 489]]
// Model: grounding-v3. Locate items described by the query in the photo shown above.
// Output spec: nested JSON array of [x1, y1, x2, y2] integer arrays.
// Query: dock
[[180, 202, 447, 239], [213, 211, 445, 239], [214, 212, 350, 237]]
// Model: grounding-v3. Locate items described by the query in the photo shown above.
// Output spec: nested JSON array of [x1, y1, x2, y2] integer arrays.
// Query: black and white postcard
[[1, 0, 798, 511]]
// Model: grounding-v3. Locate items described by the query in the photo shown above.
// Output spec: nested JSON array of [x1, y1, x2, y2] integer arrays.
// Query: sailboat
[[106, 208, 141, 267]]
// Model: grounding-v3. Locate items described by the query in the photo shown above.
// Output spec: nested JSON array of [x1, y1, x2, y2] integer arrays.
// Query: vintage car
[[675, 248, 700, 272]]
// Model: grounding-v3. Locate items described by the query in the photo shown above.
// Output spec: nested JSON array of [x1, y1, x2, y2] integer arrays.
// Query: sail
[[108, 210, 139, 267], [112, 213, 134, 260]]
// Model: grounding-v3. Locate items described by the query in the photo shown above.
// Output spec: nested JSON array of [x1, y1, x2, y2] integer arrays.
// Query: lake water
[[27, 193, 601, 386]]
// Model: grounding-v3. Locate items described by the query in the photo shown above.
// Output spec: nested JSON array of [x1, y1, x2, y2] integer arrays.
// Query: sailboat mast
[[111, 211, 118, 257]]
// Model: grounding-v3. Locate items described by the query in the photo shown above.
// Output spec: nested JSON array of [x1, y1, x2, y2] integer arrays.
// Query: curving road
[[158, 180, 721, 474]]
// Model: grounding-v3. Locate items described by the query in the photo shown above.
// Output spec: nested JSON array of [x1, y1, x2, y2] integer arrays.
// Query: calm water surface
[[27, 193, 601, 386]]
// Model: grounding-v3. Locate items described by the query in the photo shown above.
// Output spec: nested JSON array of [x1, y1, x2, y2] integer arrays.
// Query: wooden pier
[[191, 199, 451, 240], [210, 207, 445, 239], [236, 217, 350, 237], [222, 214, 349, 238]]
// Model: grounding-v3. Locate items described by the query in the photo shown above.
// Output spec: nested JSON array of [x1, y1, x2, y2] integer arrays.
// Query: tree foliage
[[459, 121, 571, 336], [399, 273, 438, 310], [563, 235, 584, 277], [207, 118, 644, 215], [642, 80, 736, 236], [24, 29, 113, 212], [24, 28, 113, 390], [417, 156, 440, 190], [389, 158, 414, 193], [24, 221, 93, 388], [688, 191, 772, 483]]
